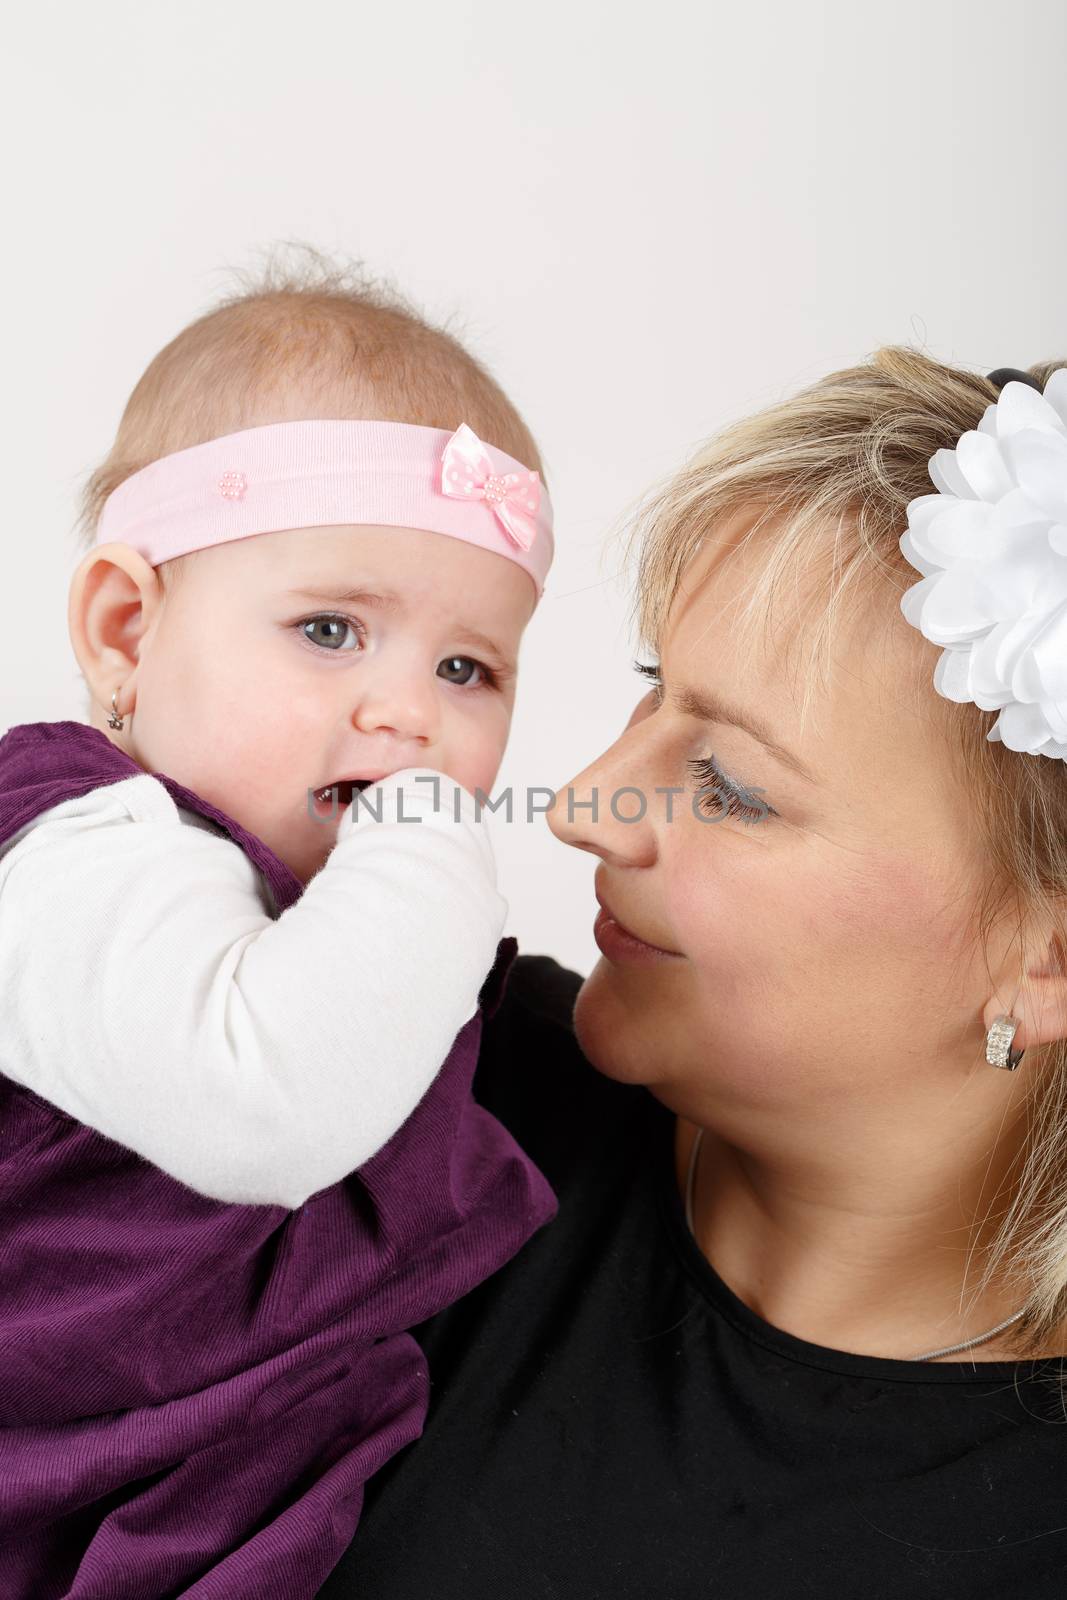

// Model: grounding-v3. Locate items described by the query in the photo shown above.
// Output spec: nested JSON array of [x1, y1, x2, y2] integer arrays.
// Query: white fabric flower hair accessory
[[899, 366, 1067, 758]]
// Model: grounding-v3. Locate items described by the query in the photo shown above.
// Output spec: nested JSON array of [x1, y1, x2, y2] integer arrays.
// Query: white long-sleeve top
[[0, 767, 507, 1210]]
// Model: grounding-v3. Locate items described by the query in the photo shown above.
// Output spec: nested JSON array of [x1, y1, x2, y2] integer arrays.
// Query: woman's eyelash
[[688, 756, 773, 824], [633, 659, 663, 697], [632, 663, 771, 819]]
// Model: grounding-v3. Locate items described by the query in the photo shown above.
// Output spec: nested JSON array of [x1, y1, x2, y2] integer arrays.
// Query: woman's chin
[[574, 959, 676, 1087]]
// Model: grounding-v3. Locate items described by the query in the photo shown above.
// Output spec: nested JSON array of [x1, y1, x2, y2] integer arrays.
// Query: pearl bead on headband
[[94, 419, 554, 598], [899, 366, 1067, 758]]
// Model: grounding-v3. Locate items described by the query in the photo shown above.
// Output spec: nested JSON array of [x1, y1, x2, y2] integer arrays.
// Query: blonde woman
[[323, 351, 1067, 1598]]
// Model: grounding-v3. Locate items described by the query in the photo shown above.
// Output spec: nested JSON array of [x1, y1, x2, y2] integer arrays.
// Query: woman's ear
[[984, 927, 1067, 1052]]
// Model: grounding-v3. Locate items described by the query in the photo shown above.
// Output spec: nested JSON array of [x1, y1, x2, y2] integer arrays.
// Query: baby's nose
[[350, 670, 438, 745]]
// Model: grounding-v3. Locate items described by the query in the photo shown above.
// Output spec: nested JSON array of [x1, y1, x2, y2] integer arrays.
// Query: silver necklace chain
[[682, 1127, 1026, 1363]]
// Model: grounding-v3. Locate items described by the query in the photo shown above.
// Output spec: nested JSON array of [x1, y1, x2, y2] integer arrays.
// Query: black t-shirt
[[320, 956, 1067, 1599]]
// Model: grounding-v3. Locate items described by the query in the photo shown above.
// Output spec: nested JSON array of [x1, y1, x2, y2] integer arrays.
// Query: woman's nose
[[547, 696, 658, 867]]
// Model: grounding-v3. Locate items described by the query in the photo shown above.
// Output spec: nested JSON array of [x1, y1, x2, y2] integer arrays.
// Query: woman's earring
[[107, 688, 125, 731], [986, 1014, 1025, 1071]]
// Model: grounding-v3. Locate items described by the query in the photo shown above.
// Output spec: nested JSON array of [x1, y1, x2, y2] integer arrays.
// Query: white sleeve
[[0, 766, 506, 1209]]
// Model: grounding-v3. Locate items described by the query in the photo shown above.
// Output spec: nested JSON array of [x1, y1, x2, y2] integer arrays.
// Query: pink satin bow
[[440, 423, 542, 552]]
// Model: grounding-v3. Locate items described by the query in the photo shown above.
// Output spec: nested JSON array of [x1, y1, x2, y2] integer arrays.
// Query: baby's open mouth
[[311, 778, 375, 810]]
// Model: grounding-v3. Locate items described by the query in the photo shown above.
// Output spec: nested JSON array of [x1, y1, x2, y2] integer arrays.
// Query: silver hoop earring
[[986, 1014, 1025, 1071], [107, 688, 125, 732]]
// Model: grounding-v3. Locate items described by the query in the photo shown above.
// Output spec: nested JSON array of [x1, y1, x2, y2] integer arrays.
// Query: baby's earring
[[107, 687, 125, 732], [986, 1014, 1025, 1071]]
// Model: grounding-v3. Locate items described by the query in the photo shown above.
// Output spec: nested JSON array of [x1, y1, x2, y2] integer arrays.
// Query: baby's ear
[[67, 542, 162, 722]]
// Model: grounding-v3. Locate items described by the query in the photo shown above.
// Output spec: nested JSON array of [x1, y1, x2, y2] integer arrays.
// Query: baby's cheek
[[466, 707, 514, 793], [446, 732, 509, 802]]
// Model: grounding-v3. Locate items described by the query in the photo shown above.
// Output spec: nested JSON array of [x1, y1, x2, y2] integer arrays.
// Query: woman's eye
[[633, 659, 663, 702], [437, 655, 485, 688], [300, 614, 362, 652], [687, 756, 774, 825]]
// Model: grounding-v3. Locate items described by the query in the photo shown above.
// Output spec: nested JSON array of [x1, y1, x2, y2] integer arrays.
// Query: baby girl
[[0, 268, 558, 1595]]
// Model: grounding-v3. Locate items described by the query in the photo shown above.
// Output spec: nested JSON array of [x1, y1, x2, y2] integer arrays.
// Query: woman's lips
[[593, 887, 682, 966]]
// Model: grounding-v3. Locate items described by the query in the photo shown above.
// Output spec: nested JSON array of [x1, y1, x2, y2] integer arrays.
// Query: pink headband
[[95, 419, 554, 597]]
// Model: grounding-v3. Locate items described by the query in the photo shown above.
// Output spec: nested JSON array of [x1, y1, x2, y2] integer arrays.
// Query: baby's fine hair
[[77, 244, 543, 589]]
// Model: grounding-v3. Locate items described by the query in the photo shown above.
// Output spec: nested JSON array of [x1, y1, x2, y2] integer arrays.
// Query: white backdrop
[[3, 0, 1064, 974]]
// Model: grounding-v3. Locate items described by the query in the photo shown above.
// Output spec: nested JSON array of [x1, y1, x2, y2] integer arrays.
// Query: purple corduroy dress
[[0, 720, 557, 1598]]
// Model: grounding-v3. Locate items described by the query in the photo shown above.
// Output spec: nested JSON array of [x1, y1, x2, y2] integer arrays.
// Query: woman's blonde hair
[[627, 345, 1067, 1360]]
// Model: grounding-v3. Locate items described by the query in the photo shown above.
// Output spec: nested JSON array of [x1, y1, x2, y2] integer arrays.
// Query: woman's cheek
[[815, 845, 946, 949], [665, 852, 760, 974], [665, 833, 845, 976]]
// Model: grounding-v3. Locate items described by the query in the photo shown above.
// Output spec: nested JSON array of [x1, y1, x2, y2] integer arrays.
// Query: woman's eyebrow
[[671, 683, 817, 784]]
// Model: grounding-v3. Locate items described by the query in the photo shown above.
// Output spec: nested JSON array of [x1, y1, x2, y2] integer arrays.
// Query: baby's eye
[[301, 615, 362, 652], [437, 655, 486, 688]]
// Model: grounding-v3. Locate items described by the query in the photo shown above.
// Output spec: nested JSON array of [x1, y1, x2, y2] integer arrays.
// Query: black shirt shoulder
[[471, 952, 653, 1189], [490, 951, 584, 1029], [319, 957, 1067, 1600]]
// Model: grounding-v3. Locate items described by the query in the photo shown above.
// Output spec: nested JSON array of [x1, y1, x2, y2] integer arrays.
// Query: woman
[[322, 349, 1067, 1597]]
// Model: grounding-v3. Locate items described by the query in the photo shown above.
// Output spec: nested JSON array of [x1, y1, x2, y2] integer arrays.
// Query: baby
[[0, 267, 557, 1596]]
